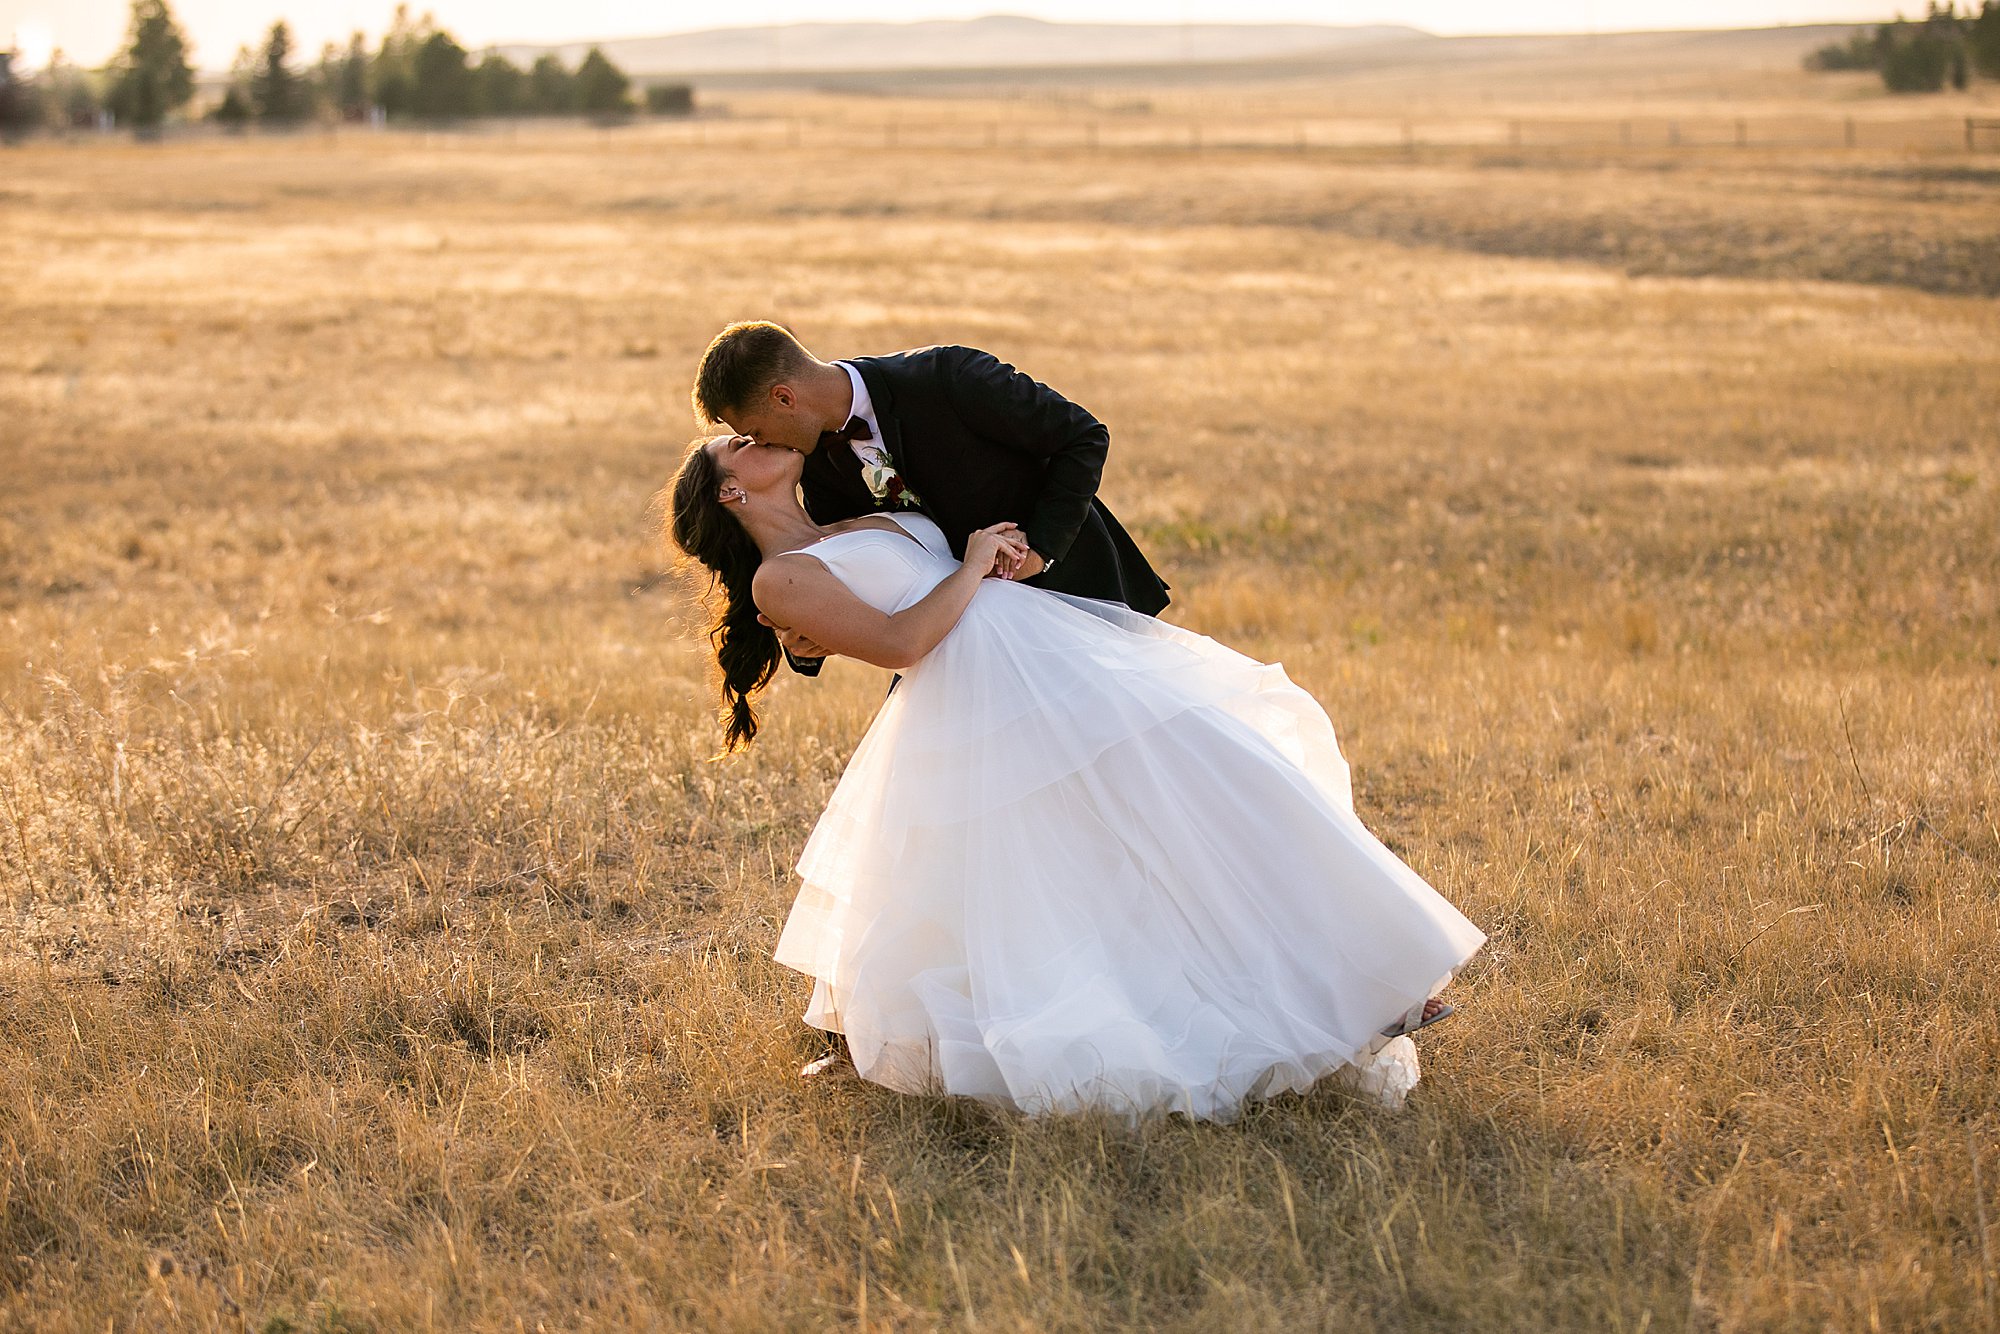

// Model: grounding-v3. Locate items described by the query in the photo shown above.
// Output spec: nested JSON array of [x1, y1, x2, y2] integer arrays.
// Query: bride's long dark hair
[[664, 439, 779, 751]]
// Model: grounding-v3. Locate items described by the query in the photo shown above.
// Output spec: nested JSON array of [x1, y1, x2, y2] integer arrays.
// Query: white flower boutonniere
[[863, 460, 923, 509]]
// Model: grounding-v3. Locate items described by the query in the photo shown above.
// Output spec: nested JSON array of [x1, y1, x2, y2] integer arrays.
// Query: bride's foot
[[801, 1046, 857, 1079], [1380, 997, 1455, 1039], [801, 1053, 849, 1077]]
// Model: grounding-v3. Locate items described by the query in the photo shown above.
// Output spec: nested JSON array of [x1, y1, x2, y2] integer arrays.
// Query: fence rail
[[627, 112, 2000, 155], [9, 112, 1998, 155]]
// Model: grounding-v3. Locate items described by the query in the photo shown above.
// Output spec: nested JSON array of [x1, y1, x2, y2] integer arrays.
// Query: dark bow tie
[[817, 415, 874, 452]]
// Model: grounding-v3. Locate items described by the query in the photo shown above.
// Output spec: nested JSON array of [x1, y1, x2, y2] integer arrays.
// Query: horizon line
[[472, 12, 1867, 52]]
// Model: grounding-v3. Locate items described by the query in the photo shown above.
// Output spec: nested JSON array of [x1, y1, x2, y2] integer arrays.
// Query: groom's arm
[[936, 346, 1107, 568]]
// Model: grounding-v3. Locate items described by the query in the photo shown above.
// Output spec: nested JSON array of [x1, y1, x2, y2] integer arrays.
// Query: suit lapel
[[802, 430, 871, 520], [853, 357, 910, 503]]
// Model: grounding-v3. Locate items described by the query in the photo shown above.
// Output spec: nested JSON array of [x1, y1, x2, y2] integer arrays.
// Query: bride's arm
[[752, 524, 1024, 672]]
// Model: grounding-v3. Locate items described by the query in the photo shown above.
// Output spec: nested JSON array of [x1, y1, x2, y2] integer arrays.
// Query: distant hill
[[591, 21, 1874, 102], [489, 16, 1429, 77]]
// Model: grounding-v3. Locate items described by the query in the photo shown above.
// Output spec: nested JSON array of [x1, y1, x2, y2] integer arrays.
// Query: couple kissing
[[662, 321, 1482, 1123]]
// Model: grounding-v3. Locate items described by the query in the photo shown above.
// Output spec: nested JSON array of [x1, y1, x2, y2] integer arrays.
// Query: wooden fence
[[613, 112, 2000, 155], [14, 113, 1999, 155]]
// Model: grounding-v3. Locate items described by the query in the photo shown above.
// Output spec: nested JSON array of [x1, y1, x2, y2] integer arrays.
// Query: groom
[[690, 321, 1170, 673]]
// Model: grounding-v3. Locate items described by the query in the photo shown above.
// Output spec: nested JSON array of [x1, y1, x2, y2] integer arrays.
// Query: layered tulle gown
[[772, 512, 1485, 1122]]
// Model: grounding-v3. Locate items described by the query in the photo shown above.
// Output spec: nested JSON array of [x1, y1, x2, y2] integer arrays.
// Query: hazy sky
[[4, 1, 1898, 72]]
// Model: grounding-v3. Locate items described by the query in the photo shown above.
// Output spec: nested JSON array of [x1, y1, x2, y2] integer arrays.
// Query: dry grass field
[[2, 88, 1998, 1331]]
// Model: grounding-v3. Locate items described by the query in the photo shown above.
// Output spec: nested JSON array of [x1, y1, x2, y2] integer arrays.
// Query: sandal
[[1379, 998, 1456, 1040], [801, 1051, 856, 1078]]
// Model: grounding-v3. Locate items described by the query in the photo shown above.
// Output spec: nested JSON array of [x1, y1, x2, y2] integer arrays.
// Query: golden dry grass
[[1, 108, 1997, 1331]]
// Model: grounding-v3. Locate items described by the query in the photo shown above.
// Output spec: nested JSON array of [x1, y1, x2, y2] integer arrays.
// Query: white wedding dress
[[772, 512, 1486, 1123]]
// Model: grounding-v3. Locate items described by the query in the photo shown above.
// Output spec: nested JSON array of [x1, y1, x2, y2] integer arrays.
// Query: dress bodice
[[792, 512, 958, 616]]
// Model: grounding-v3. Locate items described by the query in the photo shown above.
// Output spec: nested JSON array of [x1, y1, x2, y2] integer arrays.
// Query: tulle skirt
[[773, 580, 1486, 1123]]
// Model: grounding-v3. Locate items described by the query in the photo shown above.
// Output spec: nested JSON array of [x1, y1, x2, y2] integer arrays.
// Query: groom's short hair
[[693, 321, 812, 425]]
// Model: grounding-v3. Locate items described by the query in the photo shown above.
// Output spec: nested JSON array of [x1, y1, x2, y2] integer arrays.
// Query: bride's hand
[[963, 523, 1029, 578], [756, 613, 831, 660]]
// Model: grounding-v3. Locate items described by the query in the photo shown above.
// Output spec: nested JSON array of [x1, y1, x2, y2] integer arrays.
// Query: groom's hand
[[1005, 550, 1048, 581], [759, 613, 831, 660]]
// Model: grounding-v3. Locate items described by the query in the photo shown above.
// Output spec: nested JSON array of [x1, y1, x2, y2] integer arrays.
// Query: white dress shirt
[[834, 361, 887, 470]]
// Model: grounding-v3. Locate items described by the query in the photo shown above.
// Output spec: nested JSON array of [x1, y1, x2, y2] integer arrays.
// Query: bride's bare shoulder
[[754, 551, 823, 585]]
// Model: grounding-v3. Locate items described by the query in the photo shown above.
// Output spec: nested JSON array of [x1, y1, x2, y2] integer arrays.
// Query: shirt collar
[[835, 360, 877, 432]]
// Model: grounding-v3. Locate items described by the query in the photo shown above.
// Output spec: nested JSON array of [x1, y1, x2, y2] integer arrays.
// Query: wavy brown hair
[[664, 438, 779, 751]]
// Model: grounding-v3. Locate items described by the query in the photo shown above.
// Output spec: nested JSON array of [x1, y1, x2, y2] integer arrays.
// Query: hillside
[[489, 15, 1427, 77], [491, 19, 1881, 106]]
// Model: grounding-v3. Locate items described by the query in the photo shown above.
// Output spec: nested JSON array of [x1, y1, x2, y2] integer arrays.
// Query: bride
[[666, 434, 1486, 1122]]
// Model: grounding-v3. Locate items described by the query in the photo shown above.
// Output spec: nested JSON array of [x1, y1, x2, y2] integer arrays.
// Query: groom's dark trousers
[[784, 344, 1170, 677]]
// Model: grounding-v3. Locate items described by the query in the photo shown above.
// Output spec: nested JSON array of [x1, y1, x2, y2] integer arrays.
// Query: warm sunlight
[[4, 0, 1995, 1326]]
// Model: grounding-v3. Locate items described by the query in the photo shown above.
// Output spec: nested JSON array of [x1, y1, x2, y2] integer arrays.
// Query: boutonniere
[[862, 459, 923, 509]]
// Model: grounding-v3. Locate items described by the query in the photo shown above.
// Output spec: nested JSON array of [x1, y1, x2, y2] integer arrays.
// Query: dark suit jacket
[[788, 345, 1169, 675]]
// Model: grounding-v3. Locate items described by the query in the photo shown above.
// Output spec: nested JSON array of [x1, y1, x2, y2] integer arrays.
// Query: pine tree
[[336, 33, 368, 119], [105, 0, 194, 132], [219, 42, 256, 116], [527, 54, 573, 114], [574, 47, 630, 116], [211, 85, 249, 127], [1971, 1, 2000, 78], [1875, 6, 1969, 92], [252, 21, 306, 123], [471, 52, 526, 116], [0, 49, 35, 136], [311, 33, 368, 121], [409, 30, 472, 119], [371, 5, 429, 119]]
